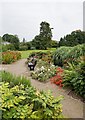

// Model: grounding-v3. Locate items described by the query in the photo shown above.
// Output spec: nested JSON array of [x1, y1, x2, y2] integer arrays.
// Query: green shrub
[[2, 51, 21, 64], [53, 46, 71, 66], [1, 71, 31, 87], [63, 57, 85, 98], [53, 44, 85, 66], [0, 82, 63, 119]]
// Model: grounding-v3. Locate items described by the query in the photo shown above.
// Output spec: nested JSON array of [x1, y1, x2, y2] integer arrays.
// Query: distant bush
[[2, 44, 16, 52], [19, 45, 28, 51], [2, 51, 21, 64]]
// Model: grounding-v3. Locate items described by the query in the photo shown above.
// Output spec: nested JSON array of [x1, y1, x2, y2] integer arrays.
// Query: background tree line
[[1, 22, 85, 51]]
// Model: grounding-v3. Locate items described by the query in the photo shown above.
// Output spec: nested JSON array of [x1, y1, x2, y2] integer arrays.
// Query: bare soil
[[0, 59, 84, 119]]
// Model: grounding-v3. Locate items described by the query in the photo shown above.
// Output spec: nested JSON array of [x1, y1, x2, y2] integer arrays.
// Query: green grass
[[20, 48, 56, 59]]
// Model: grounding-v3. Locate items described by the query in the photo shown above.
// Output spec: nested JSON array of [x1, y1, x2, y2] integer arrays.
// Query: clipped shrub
[[2, 51, 21, 64], [0, 79, 63, 119]]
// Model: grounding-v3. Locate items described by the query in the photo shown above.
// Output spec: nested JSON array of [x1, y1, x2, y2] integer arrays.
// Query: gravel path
[[0, 59, 84, 119]]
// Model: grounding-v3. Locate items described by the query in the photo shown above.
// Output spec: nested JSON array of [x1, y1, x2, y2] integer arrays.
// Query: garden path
[[1, 59, 84, 119]]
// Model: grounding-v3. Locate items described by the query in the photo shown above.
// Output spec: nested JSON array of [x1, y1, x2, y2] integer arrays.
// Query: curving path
[[0, 59, 84, 119]]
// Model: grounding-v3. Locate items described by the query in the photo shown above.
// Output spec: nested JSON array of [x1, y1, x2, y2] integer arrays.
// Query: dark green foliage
[[32, 21, 53, 49], [2, 34, 20, 50], [53, 46, 71, 66], [51, 40, 58, 48], [53, 44, 85, 66], [63, 58, 85, 98], [19, 41, 32, 51], [58, 30, 85, 47]]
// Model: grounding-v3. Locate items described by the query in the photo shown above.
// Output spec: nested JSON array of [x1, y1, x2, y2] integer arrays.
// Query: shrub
[[63, 57, 85, 98], [2, 44, 16, 52], [2, 51, 21, 64], [0, 82, 63, 119], [53, 44, 85, 67], [53, 46, 71, 66]]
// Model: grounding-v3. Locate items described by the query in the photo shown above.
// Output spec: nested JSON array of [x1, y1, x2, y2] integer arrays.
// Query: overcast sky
[[0, 0, 84, 41]]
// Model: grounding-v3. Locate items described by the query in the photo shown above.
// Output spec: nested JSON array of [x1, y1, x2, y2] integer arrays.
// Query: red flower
[[57, 67, 63, 73]]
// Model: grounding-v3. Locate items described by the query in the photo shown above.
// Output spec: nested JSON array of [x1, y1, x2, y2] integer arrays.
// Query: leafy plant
[[1, 71, 31, 87], [0, 82, 63, 119], [53, 44, 85, 67], [63, 57, 85, 98]]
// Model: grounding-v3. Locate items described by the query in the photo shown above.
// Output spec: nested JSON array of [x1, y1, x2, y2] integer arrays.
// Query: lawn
[[20, 48, 56, 59]]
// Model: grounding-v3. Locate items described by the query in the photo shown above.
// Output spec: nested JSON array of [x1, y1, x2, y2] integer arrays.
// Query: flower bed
[[31, 60, 56, 82], [2, 51, 21, 64]]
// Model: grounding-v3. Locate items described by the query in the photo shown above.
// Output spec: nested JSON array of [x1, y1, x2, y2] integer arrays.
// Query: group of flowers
[[50, 67, 64, 87], [2, 51, 21, 64], [31, 63, 56, 82]]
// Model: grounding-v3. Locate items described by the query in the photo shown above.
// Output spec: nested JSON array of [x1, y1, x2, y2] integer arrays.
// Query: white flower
[[48, 69, 50, 71], [41, 66, 45, 70]]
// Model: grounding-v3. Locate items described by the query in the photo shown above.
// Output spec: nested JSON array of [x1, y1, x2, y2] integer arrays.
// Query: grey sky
[[0, 0, 83, 41]]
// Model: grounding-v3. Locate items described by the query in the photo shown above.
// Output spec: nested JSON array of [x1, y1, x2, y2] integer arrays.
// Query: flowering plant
[[2, 51, 21, 64], [31, 62, 56, 82], [50, 67, 64, 87]]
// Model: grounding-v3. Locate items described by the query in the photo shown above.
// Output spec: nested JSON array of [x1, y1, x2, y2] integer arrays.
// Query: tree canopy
[[32, 21, 53, 49], [58, 30, 85, 47], [2, 34, 20, 50]]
